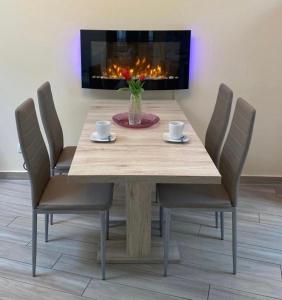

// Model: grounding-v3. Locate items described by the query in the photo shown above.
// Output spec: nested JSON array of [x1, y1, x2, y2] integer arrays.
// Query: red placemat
[[112, 112, 160, 128]]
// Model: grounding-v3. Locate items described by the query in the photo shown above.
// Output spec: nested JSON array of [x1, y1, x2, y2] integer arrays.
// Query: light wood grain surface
[[68, 100, 221, 184], [68, 99, 221, 259], [126, 183, 153, 256]]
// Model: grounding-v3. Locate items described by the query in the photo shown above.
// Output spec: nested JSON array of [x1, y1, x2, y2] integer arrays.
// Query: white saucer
[[163, 132, 190, 144], [90, 132, 116, 142]]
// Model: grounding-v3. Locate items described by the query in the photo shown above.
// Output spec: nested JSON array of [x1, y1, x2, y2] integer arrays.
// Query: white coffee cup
[[169, 121, 185, 140], [96, 121, 111, 139]]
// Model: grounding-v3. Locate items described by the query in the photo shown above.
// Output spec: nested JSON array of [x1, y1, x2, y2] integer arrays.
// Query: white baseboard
[[0, 172, 28, 180], [240, 176, 282, 184]]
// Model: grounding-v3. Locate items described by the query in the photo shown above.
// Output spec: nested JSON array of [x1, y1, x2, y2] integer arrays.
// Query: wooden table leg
[[96, 182, 180, 263], [126, 182, 153, 257]]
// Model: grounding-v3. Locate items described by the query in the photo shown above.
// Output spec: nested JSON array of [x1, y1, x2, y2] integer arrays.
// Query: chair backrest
[[37, 81, 64, 169], [205, 83, 233, 167], [219, 98, 256, 206], [15, 99, 50, 209]]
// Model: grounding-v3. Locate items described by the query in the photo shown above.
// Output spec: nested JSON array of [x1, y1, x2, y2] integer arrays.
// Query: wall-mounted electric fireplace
[[80, 30, 191, 90]]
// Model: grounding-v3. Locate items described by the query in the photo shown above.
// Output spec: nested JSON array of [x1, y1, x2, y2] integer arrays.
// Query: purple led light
[[70, 32, 81, 78], [189, 33, 198, 82]]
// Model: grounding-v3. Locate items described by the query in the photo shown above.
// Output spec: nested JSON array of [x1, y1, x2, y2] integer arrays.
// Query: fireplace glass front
[[81, 30, 191, 90]]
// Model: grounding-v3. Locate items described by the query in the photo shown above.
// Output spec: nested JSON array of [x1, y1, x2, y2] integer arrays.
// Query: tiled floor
[[0, 180, 282, 299]]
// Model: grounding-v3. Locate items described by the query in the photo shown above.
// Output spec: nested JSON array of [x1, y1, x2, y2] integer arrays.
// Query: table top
[[68, 100, 221, 184]]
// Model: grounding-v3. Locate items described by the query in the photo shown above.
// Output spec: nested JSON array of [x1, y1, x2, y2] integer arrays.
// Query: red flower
[[121, 69, 131, 80], [139, 74, 145, 81]]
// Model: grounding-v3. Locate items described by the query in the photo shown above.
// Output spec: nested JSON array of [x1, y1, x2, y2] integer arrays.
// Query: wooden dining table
[[68, 99, 221, 262]]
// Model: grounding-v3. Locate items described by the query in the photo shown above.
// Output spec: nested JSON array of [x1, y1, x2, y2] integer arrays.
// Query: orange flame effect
[[103, 57, 168, 79]]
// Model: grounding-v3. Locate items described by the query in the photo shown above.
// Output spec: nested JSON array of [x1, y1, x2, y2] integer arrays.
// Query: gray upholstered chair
[[205, 83, 233, 230], [159, 84, 233, 236], [159, 98, 256, 276], [15, 99, 113, 280], [205, 83, 233, 167], [37, 81, 76, 225]]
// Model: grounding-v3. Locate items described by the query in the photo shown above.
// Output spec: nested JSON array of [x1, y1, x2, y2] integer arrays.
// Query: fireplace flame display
[[96, 57, 178, 80]]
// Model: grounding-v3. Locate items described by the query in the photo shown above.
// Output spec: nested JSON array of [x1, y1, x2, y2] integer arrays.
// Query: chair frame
[[37, 82, 75, 227], [49, 168, 63, 226], [33, 208, 109, 279], [206, 83, 233, 230], [162, 206, 237, 276], [159, 84, 233, 234], [160, 97, 255, 277], [16, 98, 112, 280], [163, 206, 237, 276]]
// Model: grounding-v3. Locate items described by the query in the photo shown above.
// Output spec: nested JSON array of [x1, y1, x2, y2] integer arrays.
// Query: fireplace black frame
[[80, 30, 191, 90]]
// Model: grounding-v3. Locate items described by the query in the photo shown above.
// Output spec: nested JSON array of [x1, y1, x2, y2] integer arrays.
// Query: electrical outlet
[[17, 143, 22, 154]]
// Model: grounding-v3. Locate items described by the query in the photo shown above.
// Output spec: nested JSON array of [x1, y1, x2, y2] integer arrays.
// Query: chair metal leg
[[50, 214, 54, 225], [220, 212, 224, 240], [215, 212, 219, 228], [232, 209, 237, 274], [32, 210, 37, 277], [50, 168, 54, 226], [45, 214, 49, 242], [159, 206, 163, 237], [100, 211, 107, 280], [164, 208, 171, 277], [106, 210, 110, 240]]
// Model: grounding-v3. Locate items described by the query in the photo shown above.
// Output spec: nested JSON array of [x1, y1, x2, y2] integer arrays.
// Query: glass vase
[[128, 93, 142, 126]]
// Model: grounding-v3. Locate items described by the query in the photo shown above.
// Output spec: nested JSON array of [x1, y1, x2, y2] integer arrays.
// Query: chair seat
[[55, 146, 76, 172], [55, 146, 76, 171], [37, 176, 113, 212], [159, 184, 232, 209]]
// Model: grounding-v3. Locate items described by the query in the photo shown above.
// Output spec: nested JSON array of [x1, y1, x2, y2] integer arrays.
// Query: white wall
[[0, 0, 281, 175]]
